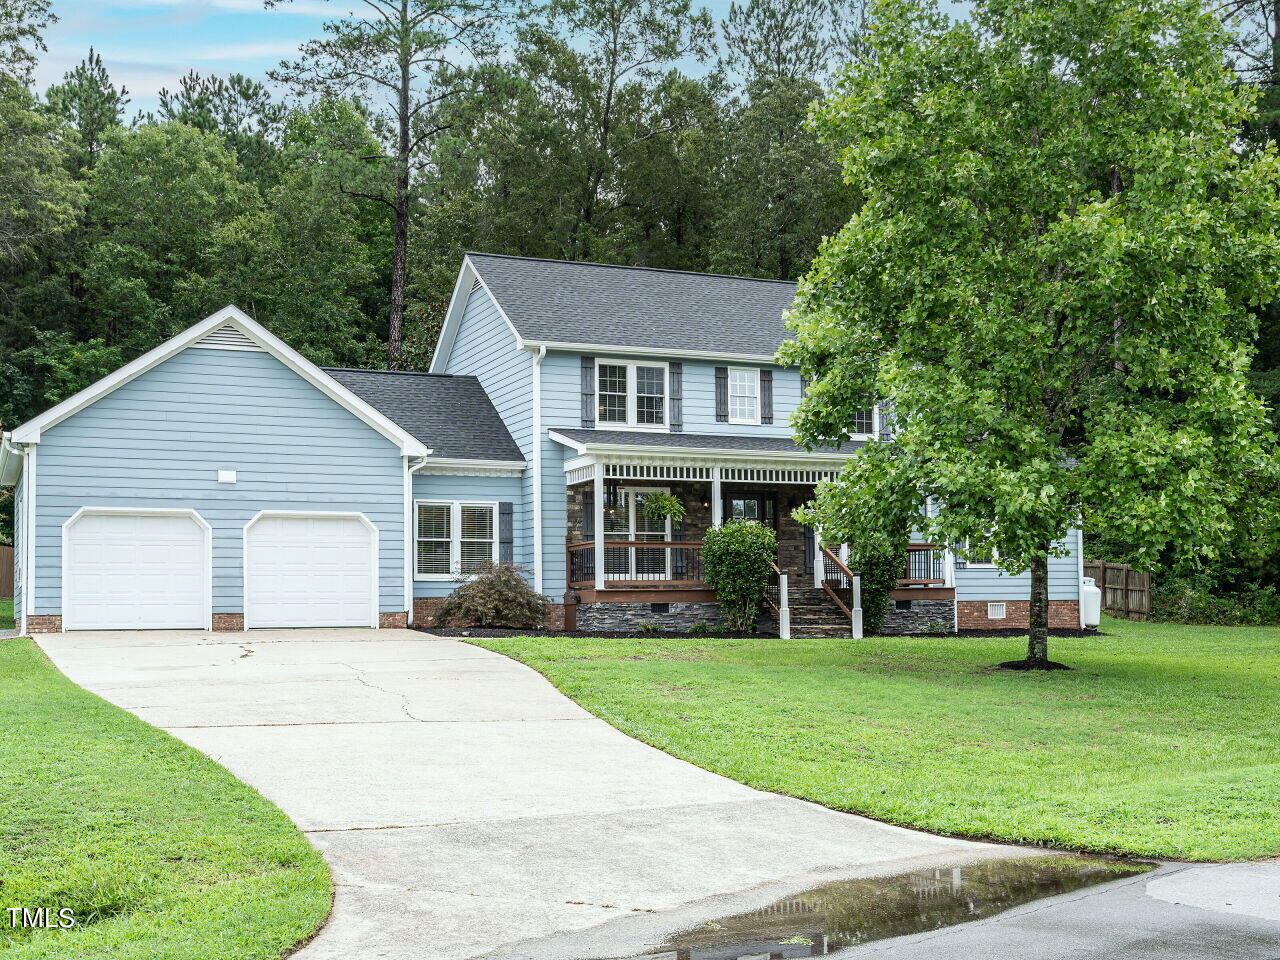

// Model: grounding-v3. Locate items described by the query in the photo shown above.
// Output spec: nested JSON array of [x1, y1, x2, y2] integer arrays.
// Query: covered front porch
[[551, 431, 954, 635]]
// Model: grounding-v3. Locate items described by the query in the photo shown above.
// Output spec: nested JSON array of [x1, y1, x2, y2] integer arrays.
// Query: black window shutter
[[580, 356, 596, 428], [878, 400, 891, 441], [715, 366, 729, 422], [669, 362, 683, 432], [760, 369, 773, 424], [498, 502, 514, 565], [800, 375, 810, 394], [804, 524, 815, 575]]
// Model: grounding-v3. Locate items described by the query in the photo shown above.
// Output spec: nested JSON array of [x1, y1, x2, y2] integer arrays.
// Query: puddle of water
[[605, 855, 1153, 960]]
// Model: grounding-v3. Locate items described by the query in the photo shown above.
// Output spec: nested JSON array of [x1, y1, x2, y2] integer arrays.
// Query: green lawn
[[473, 617, 1280, 862], [1, 598, 12, 630], [0, 638, 332, 958]]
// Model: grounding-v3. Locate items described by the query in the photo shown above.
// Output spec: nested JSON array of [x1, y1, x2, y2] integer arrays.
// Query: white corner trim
[[1077, 525, 1086, 629], [243, 509, 380, 629], [22, 444, 35, 635], [61, 507, 213, 632], [531, 345, 546, 594], [430, 257, 526, 373], [10, 305, 431, 458]]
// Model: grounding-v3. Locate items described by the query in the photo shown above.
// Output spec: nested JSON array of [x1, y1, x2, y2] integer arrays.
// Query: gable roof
[[433, 253, 799, 369], [7, 306, 431, 458], [323, 368, 524, 464]]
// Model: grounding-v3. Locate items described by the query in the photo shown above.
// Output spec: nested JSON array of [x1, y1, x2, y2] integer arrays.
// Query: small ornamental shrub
[[701, 520, 777, 632], [846, 537, 908, 635], [434, 563, 545, 629]]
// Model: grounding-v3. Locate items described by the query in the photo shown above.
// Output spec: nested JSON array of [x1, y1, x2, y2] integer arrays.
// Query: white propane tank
[[1081, 576, 1102, 628]]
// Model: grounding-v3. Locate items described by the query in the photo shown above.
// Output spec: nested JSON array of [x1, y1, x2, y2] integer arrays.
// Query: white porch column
[[593, 462, 605, 590], [711, 466, 722, 526]]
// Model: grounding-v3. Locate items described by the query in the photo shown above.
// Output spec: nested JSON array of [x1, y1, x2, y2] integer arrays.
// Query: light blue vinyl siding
[[954, 536, 1082, 602], [411, 472, 524, 598], [680, 360, 804, 437], [33, 346, 407, 616], [12, 470, 23, 626], [440, 287, 535, 582]]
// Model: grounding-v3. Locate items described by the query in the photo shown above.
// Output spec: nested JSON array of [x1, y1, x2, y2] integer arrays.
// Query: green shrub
[[702, 520, 777, 632], [435, 563, 546, 629], [845, 537, 906, 635], [1151, 576, 1280, 626]]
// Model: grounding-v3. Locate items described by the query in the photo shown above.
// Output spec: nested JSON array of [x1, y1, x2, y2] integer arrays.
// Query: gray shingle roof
[[468, 252, 798, 356], [324, 368, 524, 463], [551, 429, 863, 456]]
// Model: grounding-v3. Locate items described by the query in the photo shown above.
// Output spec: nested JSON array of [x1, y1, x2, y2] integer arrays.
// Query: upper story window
[[597, 360, 667, 429], [728, 368, 760, 424], [852, 408, 875, 435]]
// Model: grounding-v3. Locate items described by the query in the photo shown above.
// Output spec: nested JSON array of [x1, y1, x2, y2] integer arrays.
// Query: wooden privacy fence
[[0, 546, 12, 599], [1084, 560, 1151, 620]]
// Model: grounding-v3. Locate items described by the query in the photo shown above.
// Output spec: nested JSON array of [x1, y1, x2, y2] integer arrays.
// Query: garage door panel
[[65, 512, 208, 630], [246, 515, 375, 628]]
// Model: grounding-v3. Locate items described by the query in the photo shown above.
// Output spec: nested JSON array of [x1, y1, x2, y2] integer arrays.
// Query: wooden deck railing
[[902, 543, 947, 585], [567, 540, 705, 587], [819, 545, 864, 638]]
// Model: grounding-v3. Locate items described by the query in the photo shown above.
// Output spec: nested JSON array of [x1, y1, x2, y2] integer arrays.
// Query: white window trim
[[727, 367, 762, 425], [595, 358, 669, 432], [414, 499, 500, 581]]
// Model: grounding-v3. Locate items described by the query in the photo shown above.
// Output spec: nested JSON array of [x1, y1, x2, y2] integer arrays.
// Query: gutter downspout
[[404, 454, 432, 626], [530, 346, 546, 595]]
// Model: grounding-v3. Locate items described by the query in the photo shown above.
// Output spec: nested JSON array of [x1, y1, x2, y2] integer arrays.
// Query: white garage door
[[64, 511, 209, 630], [245, 514, 376, 628]]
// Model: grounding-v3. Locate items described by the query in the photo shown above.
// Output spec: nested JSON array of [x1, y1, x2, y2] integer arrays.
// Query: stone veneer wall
[[575, 601, 722, 633], [879, 598, 955, 635]]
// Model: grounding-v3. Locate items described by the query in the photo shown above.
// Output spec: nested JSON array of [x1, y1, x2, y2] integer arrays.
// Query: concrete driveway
[[36, 628, 1280, 960], [39, 627, 1014, 959]]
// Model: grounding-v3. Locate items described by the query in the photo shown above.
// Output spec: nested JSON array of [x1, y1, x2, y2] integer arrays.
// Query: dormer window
[[727, 368, 761, 424], [597, 359, 667, 429]]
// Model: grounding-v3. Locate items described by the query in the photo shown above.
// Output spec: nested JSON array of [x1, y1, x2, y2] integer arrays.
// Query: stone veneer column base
[[575, 601, 722, 633], [25, 615, 62, 634], [879, 598, 955, 635], [212, 614, 245, 631], [956, 600, 1080, 631]]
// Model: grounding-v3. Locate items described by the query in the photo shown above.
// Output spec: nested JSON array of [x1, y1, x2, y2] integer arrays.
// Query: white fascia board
[[9, 305, 430, 457], [534, 341, 788, 365], [546, 430, 854, 464], [0, 435, 22, 486], [414, 457, 527, 473], [429, 257, 526, 373]]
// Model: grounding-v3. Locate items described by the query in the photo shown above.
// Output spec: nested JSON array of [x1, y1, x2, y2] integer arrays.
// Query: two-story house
[[0, 253, 1084, 636]]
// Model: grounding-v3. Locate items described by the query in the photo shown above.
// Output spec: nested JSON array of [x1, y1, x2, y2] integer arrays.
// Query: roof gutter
[[0, 434, 22, 487], [524, 340, 785, 365], [529, 345, 546, 594], [546, 430, 858, 464]]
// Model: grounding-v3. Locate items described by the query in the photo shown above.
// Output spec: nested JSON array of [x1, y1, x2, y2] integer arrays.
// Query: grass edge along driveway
[[472, 617, 1280, 862], [0, 638, 332, 959]]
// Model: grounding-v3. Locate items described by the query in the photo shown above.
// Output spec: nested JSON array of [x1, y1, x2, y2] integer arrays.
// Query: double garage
[[62, 509, 380, 631]]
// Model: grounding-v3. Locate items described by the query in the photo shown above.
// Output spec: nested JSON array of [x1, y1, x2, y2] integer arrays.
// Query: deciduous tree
[[783, 0, 1280, 667]]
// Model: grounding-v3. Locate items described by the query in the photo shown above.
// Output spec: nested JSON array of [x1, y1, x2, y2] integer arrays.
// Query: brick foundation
[[379, 611, 408, 629], [25, 615, 62, 634], [956, 600, 1080, 631], [413, 596, 559, 631]]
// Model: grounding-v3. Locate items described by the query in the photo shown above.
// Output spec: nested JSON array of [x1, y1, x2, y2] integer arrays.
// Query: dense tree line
[[2, 0, 1279, 623]]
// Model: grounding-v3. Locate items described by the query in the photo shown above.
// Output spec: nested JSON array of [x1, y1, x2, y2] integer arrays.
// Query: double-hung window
[[416, 501, 497, 578], [960, 537, 998, 566], [728, 368, 760, 424], [597, 360, 667, 429]]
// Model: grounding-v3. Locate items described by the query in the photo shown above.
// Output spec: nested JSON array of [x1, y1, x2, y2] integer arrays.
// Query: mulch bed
[[418, 625, 1101, 640]]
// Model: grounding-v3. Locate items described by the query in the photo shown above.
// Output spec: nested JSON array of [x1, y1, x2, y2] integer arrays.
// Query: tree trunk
[[387, 173, 409, 370], [1026, 550, 1050, 665]]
